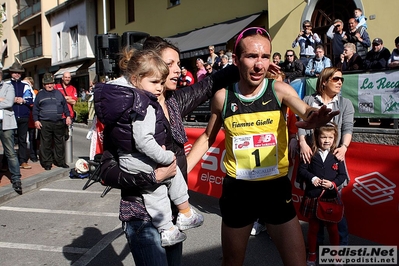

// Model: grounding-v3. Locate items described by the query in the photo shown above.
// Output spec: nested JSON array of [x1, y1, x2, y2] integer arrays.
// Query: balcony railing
[[13, 2, 41, 26], [15, 44, 42, 62]]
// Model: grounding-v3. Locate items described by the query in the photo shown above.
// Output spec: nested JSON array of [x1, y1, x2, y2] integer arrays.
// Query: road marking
[[0, 242, 89, 254], [0, 206, 118, 217], [40, 188, 119, 195]]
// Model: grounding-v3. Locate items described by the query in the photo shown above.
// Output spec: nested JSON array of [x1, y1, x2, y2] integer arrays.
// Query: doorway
[[309, 0, 358, 59]]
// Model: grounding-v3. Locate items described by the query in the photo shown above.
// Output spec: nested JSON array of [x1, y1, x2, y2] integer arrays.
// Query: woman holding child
[[95, 36, 239, 265]]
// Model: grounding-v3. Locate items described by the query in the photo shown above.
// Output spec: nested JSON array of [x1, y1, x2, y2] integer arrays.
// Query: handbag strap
[[62, 85, 68, 96], [318, 184, 343, 204]]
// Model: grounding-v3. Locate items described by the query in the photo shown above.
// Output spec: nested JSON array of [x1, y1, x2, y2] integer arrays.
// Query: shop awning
[[166, 13, 262, 59], [54, 63, 83, 78]]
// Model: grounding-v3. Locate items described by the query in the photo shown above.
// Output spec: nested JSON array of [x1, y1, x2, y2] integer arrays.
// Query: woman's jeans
[[122, 219, 182, 266]]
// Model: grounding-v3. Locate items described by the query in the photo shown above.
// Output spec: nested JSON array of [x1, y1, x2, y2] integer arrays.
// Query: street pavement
[[0, 125, 384, 266]]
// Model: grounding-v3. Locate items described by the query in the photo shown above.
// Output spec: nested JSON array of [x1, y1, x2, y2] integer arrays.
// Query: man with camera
[[292, 20, 322, 66], [327, 19, 347, 66]]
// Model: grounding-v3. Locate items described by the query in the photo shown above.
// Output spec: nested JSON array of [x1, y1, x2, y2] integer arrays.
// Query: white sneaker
[[161, 225, 187, 247], [250, 221, 266, 236], [176, 208, 204, 231]]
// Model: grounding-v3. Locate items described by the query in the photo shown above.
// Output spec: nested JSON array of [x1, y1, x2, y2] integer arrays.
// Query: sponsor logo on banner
[[352, 172, 396, 205], [358, 72, 399, 115]]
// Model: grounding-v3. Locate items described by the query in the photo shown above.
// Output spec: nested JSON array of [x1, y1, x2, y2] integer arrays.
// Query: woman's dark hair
[[285, 49, 298, 61], [143, 36, 180, 56]]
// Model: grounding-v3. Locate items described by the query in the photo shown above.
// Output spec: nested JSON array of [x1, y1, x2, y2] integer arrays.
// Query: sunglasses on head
[[234, 27, 271, 53], [330, 76, 345, 83]]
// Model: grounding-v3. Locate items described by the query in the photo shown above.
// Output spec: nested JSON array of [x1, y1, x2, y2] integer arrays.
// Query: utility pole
[[103, 0, 107, 34]]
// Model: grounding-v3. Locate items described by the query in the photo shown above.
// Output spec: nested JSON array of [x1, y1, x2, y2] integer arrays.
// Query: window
[[56, 32, 61, 61], [127, 0, 135, 23], [2, 40, 7, 58], [169, 0, 180, 7], [70, 26, 78, 58], [109, 0, 115, 30], [1, 3, 6, 22]]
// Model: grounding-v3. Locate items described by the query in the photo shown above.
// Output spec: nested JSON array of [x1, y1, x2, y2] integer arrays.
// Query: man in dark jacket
[[33, 73, 71, 170], [326, 19, 346, 66], [343, 18, 370, 60], [363, 38, 391, 70]]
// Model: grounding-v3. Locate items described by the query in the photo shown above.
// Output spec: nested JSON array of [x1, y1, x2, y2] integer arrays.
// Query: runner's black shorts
[[219, 175, 296, 228]]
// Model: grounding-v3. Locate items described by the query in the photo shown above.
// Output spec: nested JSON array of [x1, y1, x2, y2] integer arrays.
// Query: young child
[[298, 123, 347, 266], [118, 49, 203, 247], [354, 8, 368, 29]]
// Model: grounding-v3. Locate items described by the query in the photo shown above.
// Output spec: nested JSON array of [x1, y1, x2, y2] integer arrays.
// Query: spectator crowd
[[181, 8, 399, 127], [0, 62, 77, 195]]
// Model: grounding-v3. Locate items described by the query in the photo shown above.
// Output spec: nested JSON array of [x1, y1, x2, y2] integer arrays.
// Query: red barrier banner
[[186, 128, 226, 198], [186, 128, 399, 246]]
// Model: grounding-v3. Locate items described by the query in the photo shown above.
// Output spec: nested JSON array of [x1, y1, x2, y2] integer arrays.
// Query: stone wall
[[352, 128, 399, 146]]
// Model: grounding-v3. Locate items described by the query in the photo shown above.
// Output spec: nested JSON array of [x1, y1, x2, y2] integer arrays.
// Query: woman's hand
[[299, 140, 312, 164], [154, 160, 177, 183], [333, 146, 347, 161]]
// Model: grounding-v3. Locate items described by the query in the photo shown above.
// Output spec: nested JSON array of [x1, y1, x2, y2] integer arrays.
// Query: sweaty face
[[138, 75, 165, 98], [234, 35, 271, 90], [161, 48, 181, 91]]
